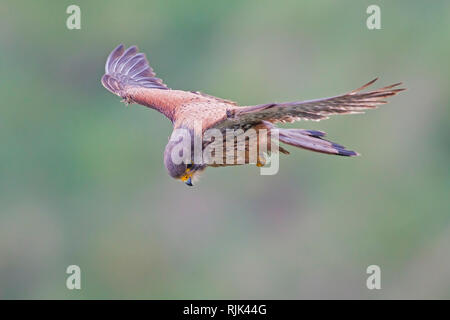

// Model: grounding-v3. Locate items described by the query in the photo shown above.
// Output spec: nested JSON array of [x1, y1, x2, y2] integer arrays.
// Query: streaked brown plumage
[[101, 44, 405, 186]]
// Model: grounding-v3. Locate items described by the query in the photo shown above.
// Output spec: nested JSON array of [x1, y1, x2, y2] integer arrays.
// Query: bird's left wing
[[211, 79, 405, 131]]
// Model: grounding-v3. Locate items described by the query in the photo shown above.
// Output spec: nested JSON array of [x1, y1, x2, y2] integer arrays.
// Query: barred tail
[[278, 128, 359, 157]]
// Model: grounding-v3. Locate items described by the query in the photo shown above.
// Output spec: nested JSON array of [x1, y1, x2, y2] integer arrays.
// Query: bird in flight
[[101, 44, 404, 186]]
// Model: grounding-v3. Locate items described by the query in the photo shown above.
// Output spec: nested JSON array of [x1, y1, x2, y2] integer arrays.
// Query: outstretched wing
[[101, 44, 169, 98], [212, 79, 405, 130], [101, 44, 191, 120]]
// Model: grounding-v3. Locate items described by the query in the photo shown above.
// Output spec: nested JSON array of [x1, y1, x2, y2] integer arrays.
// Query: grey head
[[163, 135, 205, 186]]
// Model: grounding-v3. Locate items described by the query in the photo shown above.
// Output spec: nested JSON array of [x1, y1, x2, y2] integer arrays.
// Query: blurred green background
[[0, 0, 449, 299]]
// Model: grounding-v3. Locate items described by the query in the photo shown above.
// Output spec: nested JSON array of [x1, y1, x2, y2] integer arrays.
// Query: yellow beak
[[181, 174, 193, 186]]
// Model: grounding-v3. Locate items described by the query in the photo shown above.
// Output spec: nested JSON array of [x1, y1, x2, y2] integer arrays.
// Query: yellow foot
[[256, 156, 266, 167]]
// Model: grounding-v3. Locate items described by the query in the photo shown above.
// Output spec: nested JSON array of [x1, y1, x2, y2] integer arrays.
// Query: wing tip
[[102, 43, 169, 94], [105, 44, 125, 73], [336, 149, 360, 157], [350, 78, 378, 94], [350, 78, 406, 96], [332, 143, 360, 157]]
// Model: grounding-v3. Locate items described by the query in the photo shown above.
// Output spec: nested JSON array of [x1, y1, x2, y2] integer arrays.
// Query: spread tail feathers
[[277, 128, 359, 157]]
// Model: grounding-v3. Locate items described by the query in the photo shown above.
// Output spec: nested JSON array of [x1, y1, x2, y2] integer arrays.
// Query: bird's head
[[163, 138, 205, 187]]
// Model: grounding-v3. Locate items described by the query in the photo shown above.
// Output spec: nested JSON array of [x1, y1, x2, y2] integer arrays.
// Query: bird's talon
[[256, 156, 266, 167], [121, 96, 133, 106]]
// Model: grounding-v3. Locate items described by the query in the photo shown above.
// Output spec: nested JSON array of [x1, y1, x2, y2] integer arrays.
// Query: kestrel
[[101, 44, 404, 186]]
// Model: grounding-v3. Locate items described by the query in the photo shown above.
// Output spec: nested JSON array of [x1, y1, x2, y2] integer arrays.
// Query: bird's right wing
[[101, 44, 169, 98], [101, 44, 193, 121]]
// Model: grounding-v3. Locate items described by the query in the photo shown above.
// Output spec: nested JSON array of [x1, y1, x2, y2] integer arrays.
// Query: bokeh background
[[0, 0, 449, 299]]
